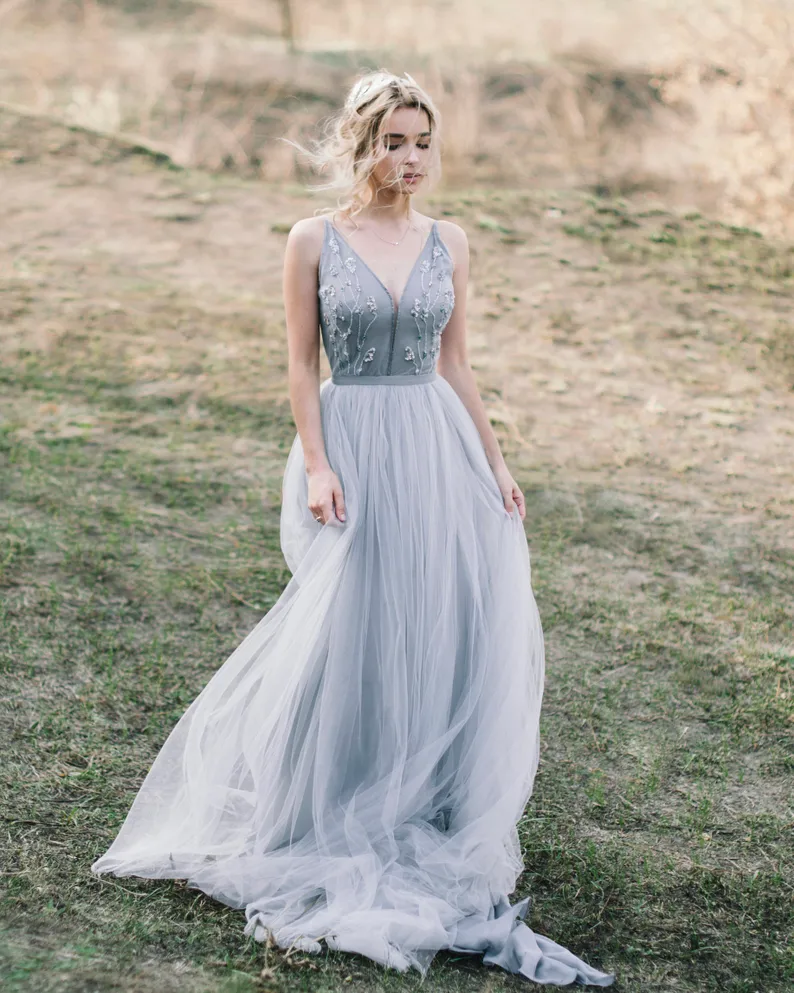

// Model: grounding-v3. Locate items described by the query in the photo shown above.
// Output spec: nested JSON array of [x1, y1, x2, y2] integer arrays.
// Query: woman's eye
[[387, 143, 430, 151]]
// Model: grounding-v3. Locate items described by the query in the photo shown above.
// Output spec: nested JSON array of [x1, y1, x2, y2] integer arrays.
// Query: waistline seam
[[330, 372, 438, 386]]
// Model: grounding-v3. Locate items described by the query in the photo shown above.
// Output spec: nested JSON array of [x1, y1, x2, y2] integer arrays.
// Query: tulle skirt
[[91, 372, 615, 986]]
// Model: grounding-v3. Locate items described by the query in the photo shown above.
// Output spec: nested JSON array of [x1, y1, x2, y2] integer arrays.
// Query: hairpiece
[[347, 71, 418, 110]]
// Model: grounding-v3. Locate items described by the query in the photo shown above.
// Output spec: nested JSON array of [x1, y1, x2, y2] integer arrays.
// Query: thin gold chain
[[369, 216, 414, 246]]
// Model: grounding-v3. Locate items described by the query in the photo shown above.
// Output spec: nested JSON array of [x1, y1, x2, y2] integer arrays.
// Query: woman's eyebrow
[[386, 131, 432, 138]]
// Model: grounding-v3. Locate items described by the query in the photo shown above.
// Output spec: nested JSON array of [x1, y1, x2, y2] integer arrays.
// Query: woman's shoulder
[[285, 215, 329, 269], [434, 217, 468, 268], [434, 217, 467, 242], [288, 214, 328, 240]]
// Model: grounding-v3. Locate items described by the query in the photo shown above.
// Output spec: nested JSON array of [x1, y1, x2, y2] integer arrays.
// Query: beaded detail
[[318, 218, 455, 380], [318, 231, 379, 377], [406, 245, 455, 374]]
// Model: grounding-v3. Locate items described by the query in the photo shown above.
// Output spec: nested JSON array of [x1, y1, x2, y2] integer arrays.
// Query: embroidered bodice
[[317, 218, 455, 380]]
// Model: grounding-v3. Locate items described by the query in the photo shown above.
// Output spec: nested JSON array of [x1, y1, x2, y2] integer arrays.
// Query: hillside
[[1, 105, 793, 992]]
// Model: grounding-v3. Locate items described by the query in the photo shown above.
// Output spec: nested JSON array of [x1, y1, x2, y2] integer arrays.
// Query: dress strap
[[319, 217, 332, 270]]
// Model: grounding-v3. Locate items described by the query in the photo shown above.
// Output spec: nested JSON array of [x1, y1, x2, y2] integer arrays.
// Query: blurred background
[[3, 0, 794, 235], [2, 4, 793, 993]]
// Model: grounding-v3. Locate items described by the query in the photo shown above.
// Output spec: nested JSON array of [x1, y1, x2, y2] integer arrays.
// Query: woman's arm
[[437, 221, 525, 521], [282, 218, 346, 523]]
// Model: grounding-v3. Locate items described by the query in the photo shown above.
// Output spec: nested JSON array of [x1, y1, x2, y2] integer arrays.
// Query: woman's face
[[370, 104, 432, 197]]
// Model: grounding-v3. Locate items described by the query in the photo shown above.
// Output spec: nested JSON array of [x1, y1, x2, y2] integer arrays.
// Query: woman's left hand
[[492, 464, 526, 521]]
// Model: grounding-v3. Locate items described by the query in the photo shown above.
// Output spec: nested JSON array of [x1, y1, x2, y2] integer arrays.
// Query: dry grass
[[2, 4, 794, 989], [2, 1, 794, 233], [1, 104, 793, 992], [643, 0, 794, 237]]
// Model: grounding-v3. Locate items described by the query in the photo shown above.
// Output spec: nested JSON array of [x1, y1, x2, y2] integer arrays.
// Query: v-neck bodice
[[318, 217, 455, 382], [328, 222, 436, 313]]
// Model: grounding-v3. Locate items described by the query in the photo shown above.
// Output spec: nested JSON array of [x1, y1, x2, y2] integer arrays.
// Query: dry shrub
[[512, 57, 670, 193], [0, 1, 341, 175], [3, 0, 794, 239], [0, 1, 493, 179], [642, 0, 794, 237]]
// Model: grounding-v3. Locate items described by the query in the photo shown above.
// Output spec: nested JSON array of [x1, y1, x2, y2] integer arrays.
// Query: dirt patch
[[1, 106, 793, 993]]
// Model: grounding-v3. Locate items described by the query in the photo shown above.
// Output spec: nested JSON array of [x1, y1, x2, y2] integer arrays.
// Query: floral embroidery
[[318, 224, 379, 376], [405, 243, 455, 374], [318, 221, 455, 378]]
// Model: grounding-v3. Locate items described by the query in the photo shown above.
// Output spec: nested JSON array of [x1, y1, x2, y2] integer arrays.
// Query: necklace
[[367, 214, 415, 246], [333, 211, 417, 247]]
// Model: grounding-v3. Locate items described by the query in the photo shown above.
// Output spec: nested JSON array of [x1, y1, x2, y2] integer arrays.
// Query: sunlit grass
[[1, 103, 793, 990]]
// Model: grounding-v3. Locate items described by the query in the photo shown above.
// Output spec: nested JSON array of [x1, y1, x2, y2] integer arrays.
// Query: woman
[[92, 70, 615, 986]]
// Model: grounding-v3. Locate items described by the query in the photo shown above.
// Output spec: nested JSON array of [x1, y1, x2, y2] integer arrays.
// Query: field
[[2, 47, 794, 993]]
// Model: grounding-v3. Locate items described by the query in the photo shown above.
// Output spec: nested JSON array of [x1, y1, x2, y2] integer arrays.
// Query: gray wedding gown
[[91, 218, 615, 986]]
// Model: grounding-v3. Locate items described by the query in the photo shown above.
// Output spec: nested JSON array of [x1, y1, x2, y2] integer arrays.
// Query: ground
[[1, 106, 792, 992]]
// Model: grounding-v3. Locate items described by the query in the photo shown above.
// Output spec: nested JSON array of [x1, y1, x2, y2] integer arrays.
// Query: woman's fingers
[[310, 494, 346, 527], [307, 470, 346, 526], [334, 484, 346, 522], [316, 498, 332, 525], [514, 485, 526, 520]]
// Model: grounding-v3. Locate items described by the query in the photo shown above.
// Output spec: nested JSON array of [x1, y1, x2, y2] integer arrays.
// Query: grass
[[1, 107, 794, 992]]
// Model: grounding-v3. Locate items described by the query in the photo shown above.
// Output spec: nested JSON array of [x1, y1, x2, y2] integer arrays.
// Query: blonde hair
[[284, 69, 442, 223]]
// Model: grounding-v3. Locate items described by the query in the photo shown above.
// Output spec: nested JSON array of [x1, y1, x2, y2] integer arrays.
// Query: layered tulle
[[92, 374, 615, 986]]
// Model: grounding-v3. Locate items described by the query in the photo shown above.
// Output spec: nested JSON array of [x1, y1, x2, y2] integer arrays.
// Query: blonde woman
[[92, 71, 615, 986]]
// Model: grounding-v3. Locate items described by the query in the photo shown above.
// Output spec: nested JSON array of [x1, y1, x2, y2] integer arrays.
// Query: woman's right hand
[[307, 466, 346, 525]]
